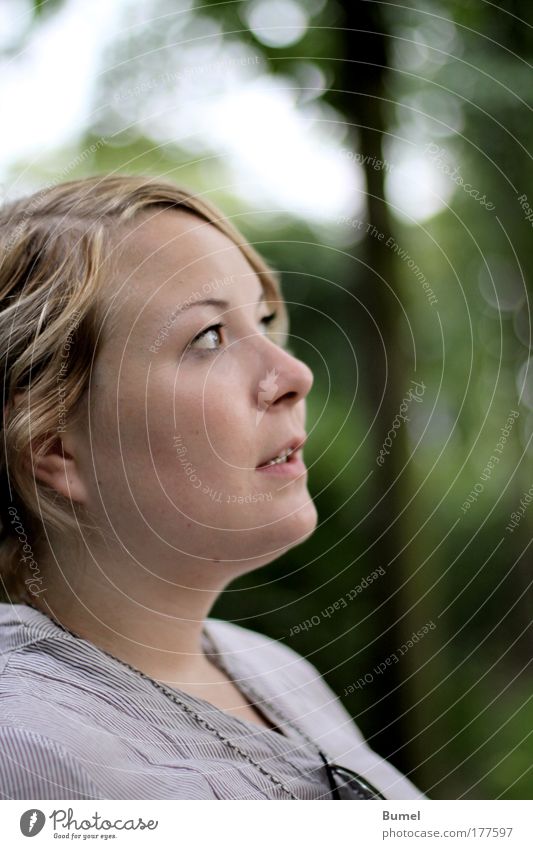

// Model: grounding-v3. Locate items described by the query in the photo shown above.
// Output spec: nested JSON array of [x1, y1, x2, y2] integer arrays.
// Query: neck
[[29, 547, 235, 684]]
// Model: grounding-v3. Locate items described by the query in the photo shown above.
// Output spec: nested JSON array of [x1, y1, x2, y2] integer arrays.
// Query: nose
[[254, 338, 314, 412]]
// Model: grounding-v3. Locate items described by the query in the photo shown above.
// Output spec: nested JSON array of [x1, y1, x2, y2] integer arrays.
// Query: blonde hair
[[0, 173, 288, 603]]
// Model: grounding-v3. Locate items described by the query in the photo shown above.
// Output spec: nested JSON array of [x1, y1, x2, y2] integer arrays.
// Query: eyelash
[[189, 311, 278, 351]]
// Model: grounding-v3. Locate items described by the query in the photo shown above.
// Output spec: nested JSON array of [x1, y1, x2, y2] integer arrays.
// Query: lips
[[256, 435, 307, 469]]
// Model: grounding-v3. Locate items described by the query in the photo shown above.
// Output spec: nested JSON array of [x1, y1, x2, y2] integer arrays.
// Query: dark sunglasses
[[323, 759, 387, 800]]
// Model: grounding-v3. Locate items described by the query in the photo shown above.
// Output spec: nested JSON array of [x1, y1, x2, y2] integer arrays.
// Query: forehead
[[104, 209, 259, 328]]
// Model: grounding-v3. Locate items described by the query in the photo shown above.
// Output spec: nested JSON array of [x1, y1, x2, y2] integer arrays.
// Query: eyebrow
[[176, 291, 266, 314]]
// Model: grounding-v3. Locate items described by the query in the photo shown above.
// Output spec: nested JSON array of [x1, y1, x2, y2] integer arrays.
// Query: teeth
[[266, 447, 293, 466]]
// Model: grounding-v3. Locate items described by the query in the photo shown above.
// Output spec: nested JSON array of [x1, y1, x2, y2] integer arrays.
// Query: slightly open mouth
[[256, 445, 298, 469]]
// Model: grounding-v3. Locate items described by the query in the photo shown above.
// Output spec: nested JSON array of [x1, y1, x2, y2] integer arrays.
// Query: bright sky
[[0, 0, 451, 226]]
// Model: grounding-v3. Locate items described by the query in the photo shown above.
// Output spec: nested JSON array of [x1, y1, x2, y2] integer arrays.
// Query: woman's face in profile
[[76, 210, 317, 574]]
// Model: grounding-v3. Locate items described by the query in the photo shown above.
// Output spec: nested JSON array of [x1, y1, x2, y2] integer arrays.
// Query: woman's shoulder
[[0, 601, 57, 671], [204, 616, 361, 732], [205, 616, 323, 678], [205, 618, 427, 801], [0, 602, 143, 702]]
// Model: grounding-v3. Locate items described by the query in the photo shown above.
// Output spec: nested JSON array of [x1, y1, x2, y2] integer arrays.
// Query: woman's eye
[[260, 311, 277, 333], [189, 311, 277, 353], [189, 323, 224, 351]]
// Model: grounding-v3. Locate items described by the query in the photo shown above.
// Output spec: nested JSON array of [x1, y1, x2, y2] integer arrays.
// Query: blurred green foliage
[[6, 0, 532, 798]]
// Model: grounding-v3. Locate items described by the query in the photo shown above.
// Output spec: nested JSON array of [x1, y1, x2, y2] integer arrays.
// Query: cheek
[[135, 381, 246, 497], [89, 363, 254, 507], [202, 396, 249, 466], [191, 355, 253, 464], [168, 369, 252, 469]]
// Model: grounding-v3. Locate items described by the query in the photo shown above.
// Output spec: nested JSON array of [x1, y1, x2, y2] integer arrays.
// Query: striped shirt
[[0, 603, 425, 800]]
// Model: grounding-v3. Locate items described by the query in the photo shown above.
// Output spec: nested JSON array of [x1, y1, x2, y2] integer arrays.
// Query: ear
[[31, 434, 89, 505], [10, 392, 89, 506]]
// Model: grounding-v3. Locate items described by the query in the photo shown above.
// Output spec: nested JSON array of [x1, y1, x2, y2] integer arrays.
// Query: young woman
[[0, 175, 425, 800]]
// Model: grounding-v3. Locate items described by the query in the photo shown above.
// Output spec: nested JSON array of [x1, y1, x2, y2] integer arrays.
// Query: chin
[[225, 496, 318, 568], [272, 495, 318, 551]]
